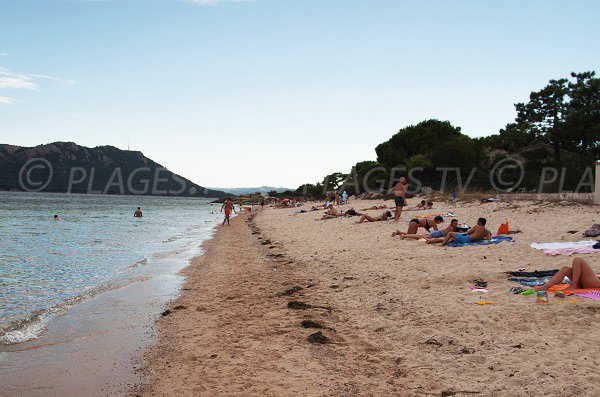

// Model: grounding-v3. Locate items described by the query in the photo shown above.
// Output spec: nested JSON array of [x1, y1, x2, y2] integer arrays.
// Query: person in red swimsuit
[[221, 198, 236, 226]]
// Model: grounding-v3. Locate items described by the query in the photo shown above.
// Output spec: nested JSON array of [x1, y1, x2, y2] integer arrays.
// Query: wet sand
[[140, 199, 600, 396]]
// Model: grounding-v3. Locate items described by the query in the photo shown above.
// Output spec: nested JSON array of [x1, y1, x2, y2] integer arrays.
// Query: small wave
[[128, 258, 148, 269], [0, 314, 49, 345], [162, 235, 183, 243], [0, 274, 151, 346]]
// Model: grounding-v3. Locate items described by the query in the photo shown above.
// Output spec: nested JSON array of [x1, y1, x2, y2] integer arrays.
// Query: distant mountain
[[0, 142, 228, 198], [211, 186, 292, 195]]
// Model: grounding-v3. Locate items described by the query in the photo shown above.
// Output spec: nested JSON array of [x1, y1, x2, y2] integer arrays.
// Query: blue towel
[[507, 277, 551, 287], [447, 235, 514, 247]]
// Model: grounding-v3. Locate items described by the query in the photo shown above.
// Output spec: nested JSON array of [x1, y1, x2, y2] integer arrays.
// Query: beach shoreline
[[138, 199, 600, 396], [0, 197, 223, 397]]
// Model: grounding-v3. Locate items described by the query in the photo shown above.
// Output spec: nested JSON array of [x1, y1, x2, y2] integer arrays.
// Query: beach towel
[[507, 277, 553, 287], [574, 291, 600, 300], [530, 241, 598, 251], [547, 284, 600, 297], [595, 242, 600, 250], [447, 235, 513, 248], [505, 270, 559, 278], [542, 247, 600, 256]]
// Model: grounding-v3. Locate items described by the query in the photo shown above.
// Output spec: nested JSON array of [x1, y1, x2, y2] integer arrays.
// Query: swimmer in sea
[[134, 207, 143, 218], [221, 198, 236, 226], [54, 214, 60, 221]]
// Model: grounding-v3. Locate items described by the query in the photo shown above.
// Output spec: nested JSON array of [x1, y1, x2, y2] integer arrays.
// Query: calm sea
[[0, 192, 222, 345]]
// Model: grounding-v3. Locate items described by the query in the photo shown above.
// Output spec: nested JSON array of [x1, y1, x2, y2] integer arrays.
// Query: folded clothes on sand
[[583, 224, 600, 237], [447, 235, 513, 247]]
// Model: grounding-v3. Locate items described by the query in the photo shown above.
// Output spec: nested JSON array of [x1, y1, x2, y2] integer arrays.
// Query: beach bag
[[583, 224, 600, 237], [497, 219, 509, 235]]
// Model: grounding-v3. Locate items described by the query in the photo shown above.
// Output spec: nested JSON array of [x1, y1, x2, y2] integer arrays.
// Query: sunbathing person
[[399, 219, 458, 241], [355, 210, 392, 224], [392, 216, 444, 237], [343, 208, 361, 217], [535, 257, 600, 292], [361, 205, 388, 211], [423, 201, 434, 209], [317, 206, 344, 220], [440, 217, 491, 246], [407, 200, 427, 211]]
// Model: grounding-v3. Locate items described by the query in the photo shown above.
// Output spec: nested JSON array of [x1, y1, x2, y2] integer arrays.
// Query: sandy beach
[[138, 198, 600, 396]]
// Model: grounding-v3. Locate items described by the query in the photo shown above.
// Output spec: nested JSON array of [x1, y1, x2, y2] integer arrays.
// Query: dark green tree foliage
[[515, 79, 569, 160], [292, 71, 598, 195], [375, 120, 462, 169], [565, 71, 600, 156]]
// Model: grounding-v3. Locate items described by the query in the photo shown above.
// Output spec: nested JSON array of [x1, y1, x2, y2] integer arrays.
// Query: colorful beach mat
[[447, 235, 513, 248], [547, 284, 600, 297]]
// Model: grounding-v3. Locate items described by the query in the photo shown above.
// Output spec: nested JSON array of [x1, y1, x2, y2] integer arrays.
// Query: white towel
[[530, 240, 598, 250]]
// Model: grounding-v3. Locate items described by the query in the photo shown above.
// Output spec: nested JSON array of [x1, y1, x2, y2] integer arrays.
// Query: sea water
[[0, 192, 223, 345]]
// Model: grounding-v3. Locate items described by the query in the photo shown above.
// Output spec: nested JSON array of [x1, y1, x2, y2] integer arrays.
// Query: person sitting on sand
[[134, 207, 143, 217], [318, 206, 344, 220], [355, 210, 392, 224], [392, 216, 444, 237], [397, 219, 458, 241], [535, 257, 600, 292], [440, 217, 491, 246]]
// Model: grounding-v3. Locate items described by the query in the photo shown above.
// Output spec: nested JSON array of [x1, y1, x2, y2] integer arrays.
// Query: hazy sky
[[1, 0, 598, 188]]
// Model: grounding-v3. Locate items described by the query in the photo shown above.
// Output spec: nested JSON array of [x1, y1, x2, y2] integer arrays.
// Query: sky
[[1, 0, 599, 188]]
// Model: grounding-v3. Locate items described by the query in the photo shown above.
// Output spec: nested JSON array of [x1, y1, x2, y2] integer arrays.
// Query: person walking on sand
[[393, 177, 408, 222], [221, 198, 236, 226], [134, 207, 143, 218]]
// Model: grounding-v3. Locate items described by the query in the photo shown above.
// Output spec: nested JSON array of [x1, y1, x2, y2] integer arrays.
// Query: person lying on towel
[[397, 219, 458, 241], [391, 216, 444, 237], [355, 210, 393, 224], [440, 217, 491, 246], [535, 257, 600, 291]]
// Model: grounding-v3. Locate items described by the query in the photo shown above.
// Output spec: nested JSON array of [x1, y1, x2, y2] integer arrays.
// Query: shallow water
[[0, 192, 222, 344]]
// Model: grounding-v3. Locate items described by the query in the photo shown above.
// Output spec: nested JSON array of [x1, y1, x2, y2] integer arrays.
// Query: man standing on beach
[[221, 198, 236, 226], [134, 207, 143, 217], [393, 177, 407, 222]]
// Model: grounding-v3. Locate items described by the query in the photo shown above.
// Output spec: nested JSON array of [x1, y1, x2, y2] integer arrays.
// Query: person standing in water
[[134, 207, 143, 217], [393, 177, 408, 222], [221, 198, 236, 226], [54, 214, 60, 221]]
